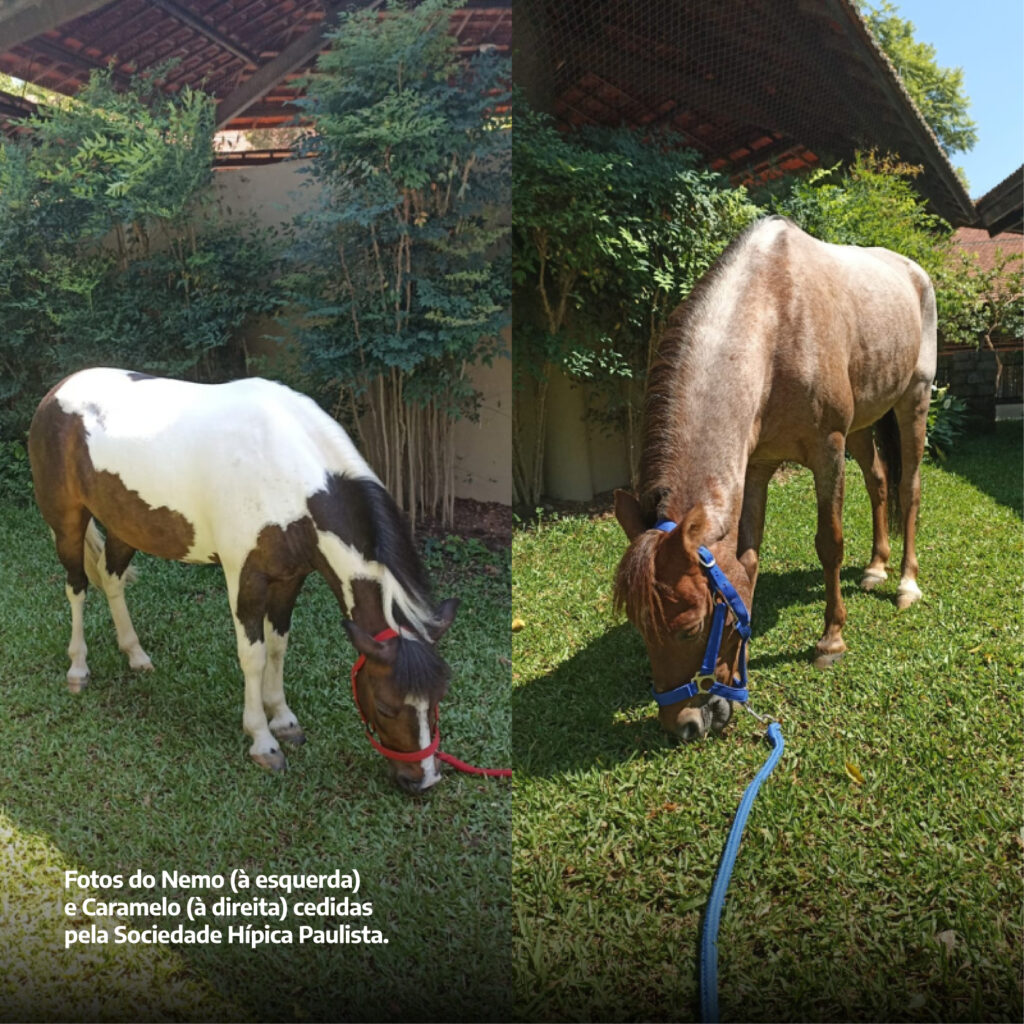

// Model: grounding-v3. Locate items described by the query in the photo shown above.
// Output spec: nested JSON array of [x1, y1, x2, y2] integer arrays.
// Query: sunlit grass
[[0, 508, 511, 1023], [512, 424, 1023, 1022]]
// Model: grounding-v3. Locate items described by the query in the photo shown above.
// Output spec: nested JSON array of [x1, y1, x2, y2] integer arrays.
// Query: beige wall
[[214, 161, 512, 506], [214, 159, 319, 227], [453, 339, 512, 504], [542, 369, 630, 501]]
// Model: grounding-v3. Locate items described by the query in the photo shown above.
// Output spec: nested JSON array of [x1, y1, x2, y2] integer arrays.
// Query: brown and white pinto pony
[[614, 217, 936, 742], [29, 368, 457, 792]]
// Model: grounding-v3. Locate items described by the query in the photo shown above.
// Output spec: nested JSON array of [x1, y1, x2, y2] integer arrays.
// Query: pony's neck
[[642, 331, 760, 546], [307, 473, 435, 639]]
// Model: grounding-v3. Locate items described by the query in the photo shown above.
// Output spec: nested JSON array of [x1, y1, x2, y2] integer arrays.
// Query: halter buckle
[[698, 548, 716, 569]]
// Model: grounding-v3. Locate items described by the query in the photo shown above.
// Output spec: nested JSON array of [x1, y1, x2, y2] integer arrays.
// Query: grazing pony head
[[345, 598, 459, 793], [614, 493, 749, 743]]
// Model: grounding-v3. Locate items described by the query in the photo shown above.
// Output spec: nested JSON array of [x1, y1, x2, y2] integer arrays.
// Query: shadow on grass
[[940, 421, 1023, 517], [513, 565, 876, 778]]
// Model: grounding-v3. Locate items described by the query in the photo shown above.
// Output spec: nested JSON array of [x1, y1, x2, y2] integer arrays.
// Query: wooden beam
[[0, 0, 117, 53], [214, 0, 383, 129], [146, 0, 258, 68]]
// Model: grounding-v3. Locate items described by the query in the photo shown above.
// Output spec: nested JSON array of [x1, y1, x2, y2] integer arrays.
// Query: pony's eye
[[374, 700, 399, 719]]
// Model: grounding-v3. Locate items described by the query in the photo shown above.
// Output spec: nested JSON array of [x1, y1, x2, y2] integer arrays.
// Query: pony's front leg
[[263, 620, 305, 747], [811, 434, 848, 668], [226, 570, 285, 772], [262, 576, 307, 746], [738, 460, 780, 593]]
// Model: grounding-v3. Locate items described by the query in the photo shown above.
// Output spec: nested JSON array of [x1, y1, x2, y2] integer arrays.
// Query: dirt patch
[[513, 489, 617, 526], [419, 498, 512, 550]]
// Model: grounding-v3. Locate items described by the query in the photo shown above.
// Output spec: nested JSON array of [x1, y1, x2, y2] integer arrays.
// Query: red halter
[[350, 628, 511, 777]]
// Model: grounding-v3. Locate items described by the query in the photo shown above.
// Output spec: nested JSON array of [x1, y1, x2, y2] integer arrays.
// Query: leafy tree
[[287, 0, 510, 526], [512, 107, 757, 501], [856, 1, 977, 157]]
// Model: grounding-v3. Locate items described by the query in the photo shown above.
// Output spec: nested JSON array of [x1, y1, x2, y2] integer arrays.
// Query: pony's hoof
[[272, 724, 306, 747], [896, 579, 922, 610], [66, 670, 90, 693], [860, 569, 887, 592], [813, 649, 845, 670], [251, 749, 286, 772]]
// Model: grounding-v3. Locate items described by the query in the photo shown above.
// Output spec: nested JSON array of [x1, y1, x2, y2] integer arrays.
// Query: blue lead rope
[[699, 721, 785, 1023]]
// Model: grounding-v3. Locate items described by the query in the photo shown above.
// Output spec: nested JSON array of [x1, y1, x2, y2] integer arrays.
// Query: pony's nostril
[[706, 695, 733, 734], [678, 720, 702, 743]]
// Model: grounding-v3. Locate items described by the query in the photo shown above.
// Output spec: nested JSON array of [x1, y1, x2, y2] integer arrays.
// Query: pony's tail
[[874, 410, 903, 536], [83, 519, 138, 589]]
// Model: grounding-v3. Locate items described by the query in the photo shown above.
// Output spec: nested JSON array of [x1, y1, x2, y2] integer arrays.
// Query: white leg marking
[[896, 576, 923, 610], [224, 573, 279, 768], [263, 622, 300, 735], [65, 584, 89, 691], [404, 695, 441, 789], [238, 633, 276, 756], [860, 568, 888, 591], [103, 579, 152, 671]]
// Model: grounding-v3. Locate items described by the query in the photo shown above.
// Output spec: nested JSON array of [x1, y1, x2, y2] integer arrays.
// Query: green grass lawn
[[512, 423, 1023, 1023], [0, 506, 511, 1022]]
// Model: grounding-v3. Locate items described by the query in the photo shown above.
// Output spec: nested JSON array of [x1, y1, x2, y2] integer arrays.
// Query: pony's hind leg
[[263, 576, 308, 747], [893, 388, 930, 610], [89, 524, 153, 671], [51, 509, 92, 692], [847, 428, 891, 590]]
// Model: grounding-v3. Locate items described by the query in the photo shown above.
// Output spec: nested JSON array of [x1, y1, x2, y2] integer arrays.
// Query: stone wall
[[935, 343, 1023, 428], [935, 346, 998, 426]]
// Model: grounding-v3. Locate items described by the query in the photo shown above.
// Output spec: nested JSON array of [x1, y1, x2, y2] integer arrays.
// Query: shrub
[[0, 68, 283, 441], [927, 384, 968, 460], [767, 152, 1022, 349]]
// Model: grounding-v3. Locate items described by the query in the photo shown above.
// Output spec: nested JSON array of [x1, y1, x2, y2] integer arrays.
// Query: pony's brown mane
[[613, 530, 676, 641], [640, 216, 785, 503], [616, 217, 786, 640]]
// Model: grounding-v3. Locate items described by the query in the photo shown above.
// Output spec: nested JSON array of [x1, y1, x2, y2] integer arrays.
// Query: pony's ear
[[343, 621, 398, 664], [614, 489, 646, 540], [679, 505, 708, 564], [427, 598, 460, 643]]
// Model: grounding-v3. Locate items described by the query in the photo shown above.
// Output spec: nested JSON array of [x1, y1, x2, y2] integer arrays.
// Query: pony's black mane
[[307, 474, 451, 700], [392, 635, 451, 702], [307, 473, 433, 608]]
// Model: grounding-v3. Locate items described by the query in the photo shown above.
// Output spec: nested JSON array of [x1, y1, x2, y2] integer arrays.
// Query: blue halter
[[649, 519, 751, 708]]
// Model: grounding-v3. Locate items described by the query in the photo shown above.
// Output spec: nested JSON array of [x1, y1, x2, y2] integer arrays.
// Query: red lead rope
[[350, 628, 512, 778]]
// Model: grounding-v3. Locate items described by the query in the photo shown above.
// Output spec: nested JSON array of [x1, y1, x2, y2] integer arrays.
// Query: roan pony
[[614, 217, 936, 742], [29, 368, 458, 792]]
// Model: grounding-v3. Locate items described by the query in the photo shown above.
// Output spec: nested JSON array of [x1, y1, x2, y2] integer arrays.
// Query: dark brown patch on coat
[[29, 394, 196, 578], [236, 518, 319, 644]]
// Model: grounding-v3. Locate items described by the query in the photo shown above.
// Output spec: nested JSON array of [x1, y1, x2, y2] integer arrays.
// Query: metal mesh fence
[[514, 0, 971, 217]]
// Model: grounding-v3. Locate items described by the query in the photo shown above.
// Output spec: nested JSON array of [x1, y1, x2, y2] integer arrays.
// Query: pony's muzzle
[[663, 695, 733, 743], [392, 759, 442, 795]]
